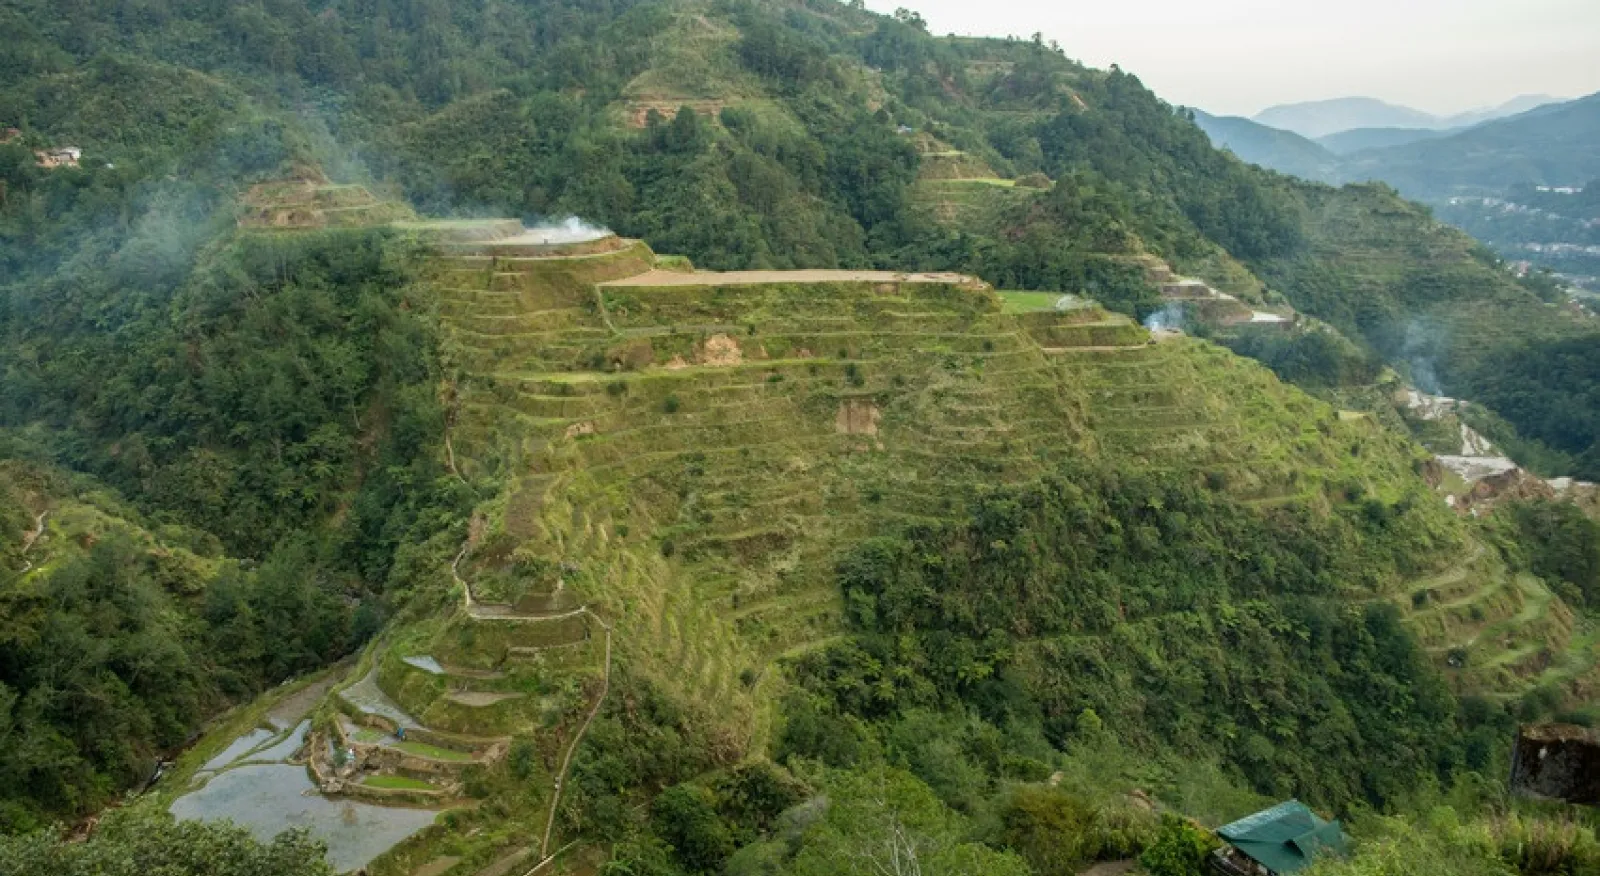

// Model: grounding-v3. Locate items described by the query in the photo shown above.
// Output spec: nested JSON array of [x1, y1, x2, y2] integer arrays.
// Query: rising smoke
[[1142, 302, 1188, 332], [1400, 317, 1447, 394], [516, 216, 611, 244]]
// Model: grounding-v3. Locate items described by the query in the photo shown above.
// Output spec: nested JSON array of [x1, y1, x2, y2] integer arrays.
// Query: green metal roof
[[1217, 800, 1349, 875]]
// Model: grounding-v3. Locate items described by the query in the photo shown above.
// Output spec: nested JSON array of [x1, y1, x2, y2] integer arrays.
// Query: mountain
[[1254, 97, 1440, 138], [1256, 94, 1565, 140], [1200, 93, 1600, 202], [1316, 125, 1453, 154], [1446, 93, 1565, 128], [3, 1, 1600, 873], [1190, 109, 1342, 182], [1342, 91, 1600, 198]]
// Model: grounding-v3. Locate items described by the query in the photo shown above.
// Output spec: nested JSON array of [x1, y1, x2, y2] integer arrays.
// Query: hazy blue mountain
[[1190, 110, 1342, 182], [1317, 126, 1453, 154], [1342, 92, 1600, 199], [1255, 97, 1437, 138], [1444, 94, 1564, 128], [1257, 94, 1566, 140]]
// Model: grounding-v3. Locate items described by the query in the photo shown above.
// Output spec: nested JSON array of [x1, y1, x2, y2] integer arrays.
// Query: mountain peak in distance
[[1254, 97, 1436, 139], [1255, 94, 1565, 140]]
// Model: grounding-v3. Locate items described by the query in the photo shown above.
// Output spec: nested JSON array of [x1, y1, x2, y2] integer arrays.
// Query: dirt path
[[444, 433, 466, 484], [599, 269, 980, 287], [18, 510, 46, 573], [536, 611, 612, 861], [448, 535, 615, 868]]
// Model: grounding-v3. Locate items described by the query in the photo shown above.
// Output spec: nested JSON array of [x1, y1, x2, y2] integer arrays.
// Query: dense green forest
[[3, 0, 1593, 466], [1, 0, 1599, 872], [0, 228, 469, 828], [557, 464, 1600, 876]]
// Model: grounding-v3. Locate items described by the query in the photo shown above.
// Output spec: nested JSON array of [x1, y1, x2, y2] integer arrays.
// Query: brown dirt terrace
[[599, 269, 984, 287]]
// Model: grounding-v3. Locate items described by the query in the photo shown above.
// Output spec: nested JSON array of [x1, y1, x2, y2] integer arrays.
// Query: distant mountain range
[[1192, 91, 1600, 200], [1253, 94, 1563, 140], [1189, 110, 1342, 183]]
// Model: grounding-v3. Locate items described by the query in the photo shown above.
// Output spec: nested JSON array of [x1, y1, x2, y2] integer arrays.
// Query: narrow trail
[[536, 611, 611, 861], [18, 510, 46, 573], [447, 531, 614, 873], [444, 432, 467, 484]]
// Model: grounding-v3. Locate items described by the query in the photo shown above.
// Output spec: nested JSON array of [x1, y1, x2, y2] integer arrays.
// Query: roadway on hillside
[[599, 269, 980, 287]]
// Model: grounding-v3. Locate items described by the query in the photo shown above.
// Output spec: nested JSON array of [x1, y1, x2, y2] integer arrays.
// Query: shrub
[[1140, 815, 1220, 876], [652, 784, 735, 873]]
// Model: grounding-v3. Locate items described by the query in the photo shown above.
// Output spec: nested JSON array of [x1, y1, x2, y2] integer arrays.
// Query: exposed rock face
[[1511, 724, 1600, 805]]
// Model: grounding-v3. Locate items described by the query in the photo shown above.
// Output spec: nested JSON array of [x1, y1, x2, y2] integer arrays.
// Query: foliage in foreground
[[792, 462, 1471, 809], [0, 808, 332, 876]]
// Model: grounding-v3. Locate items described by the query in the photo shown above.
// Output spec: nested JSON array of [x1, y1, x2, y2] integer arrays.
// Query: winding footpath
[[18, 510, 46, 573], [449, 540, 614, 867]]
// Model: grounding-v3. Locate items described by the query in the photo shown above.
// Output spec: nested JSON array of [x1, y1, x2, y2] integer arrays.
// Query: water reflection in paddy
[[169, 673, 441, 872], [170, 763, 438, 872]]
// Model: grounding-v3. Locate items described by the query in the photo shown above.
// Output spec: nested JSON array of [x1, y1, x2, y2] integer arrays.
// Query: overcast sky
[[865, 0, 1600, 117]]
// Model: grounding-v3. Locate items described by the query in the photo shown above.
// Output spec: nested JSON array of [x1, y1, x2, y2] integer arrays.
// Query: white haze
[[515, 216, 611, 244], [1143, 302, 1188, 332]]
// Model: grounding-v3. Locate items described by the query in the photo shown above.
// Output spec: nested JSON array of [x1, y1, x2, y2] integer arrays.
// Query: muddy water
[[169, 764, 438, 872], [170, 671, 440, 872]]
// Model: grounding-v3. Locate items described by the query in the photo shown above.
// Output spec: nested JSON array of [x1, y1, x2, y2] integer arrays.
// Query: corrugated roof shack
[[1211, 801, 1348, 876], [1511, 724, 1600, 805]]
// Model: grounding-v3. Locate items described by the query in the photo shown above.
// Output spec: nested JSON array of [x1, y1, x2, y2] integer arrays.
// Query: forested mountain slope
[[1, 1, 1599, 874], [1339, 92, 1600, 200], [1190, 110, 1342, 183]]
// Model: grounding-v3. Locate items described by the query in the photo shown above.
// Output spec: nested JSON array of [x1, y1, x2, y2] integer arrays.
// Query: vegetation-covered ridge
[[0, 0, 1598, 872]]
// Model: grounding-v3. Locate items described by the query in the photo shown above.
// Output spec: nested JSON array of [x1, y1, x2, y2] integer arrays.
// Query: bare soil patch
[[699, 334, 743, 367]]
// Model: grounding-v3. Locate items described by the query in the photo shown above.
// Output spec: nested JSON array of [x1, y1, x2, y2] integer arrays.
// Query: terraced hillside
[[197, 197, 1594, 873], [422, 225, 1450, 770], [906, 131, 1043, 229], [1393, 537, 1598, 703], [240, 179, 417, 229]]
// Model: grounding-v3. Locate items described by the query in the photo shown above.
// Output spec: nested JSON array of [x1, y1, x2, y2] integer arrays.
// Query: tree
[[786, 767, 1032, 876], [1140, 815, 1220, 876], [0, 808, 333, 876], [652, 784, 735, 873]]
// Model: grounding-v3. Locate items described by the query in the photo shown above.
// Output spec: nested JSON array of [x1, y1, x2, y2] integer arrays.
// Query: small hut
[[1211, 800, 1348, 875]]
